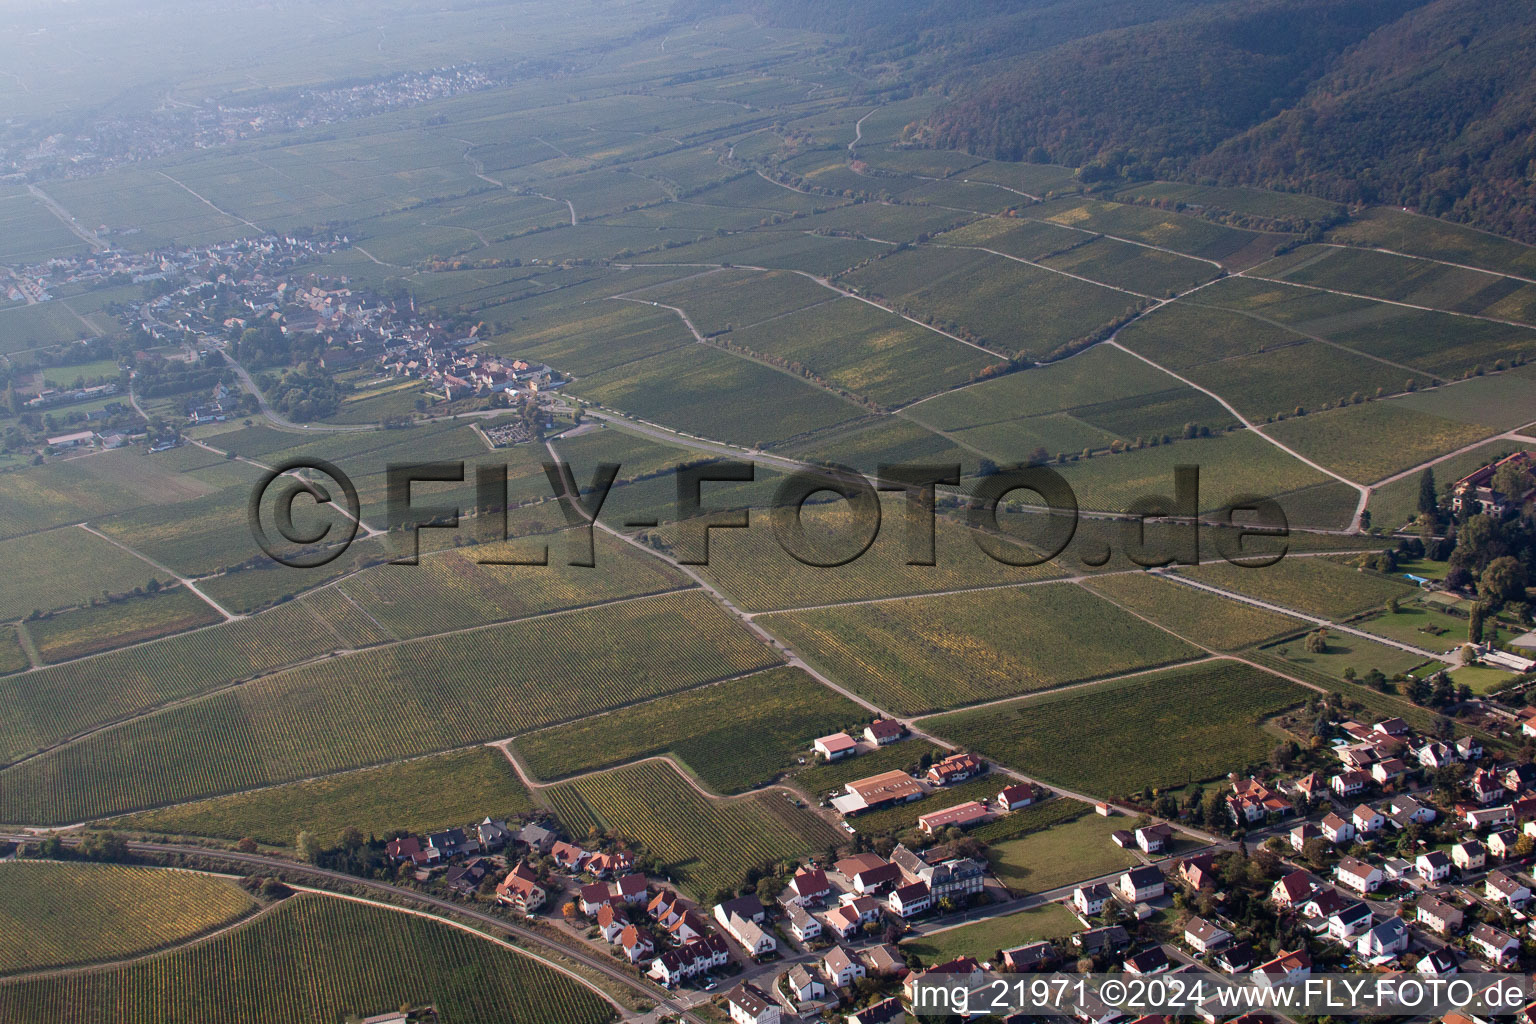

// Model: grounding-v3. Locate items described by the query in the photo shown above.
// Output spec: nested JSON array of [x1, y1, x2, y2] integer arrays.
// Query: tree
[[1304, 630, 1329, 654], [338, 827, 365, 853], [1491, 461, 1530, 506], [1479, 556, 1527, 607], [237, 837, 259, 853], [297, 831, 321, 864], [1469, 604, 1485, 644], [1418, 467, 1438, 517]]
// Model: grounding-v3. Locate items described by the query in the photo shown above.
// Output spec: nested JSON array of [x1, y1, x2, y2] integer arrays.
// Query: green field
[[839, 245, 1136, 359], [27, 587, 223, 663], [0, 591, 781, 823], [1034, 198, 1283, 268], [762, 582, 1201, 714], [1262, 402, 1495, 483], [1084, 572, 1305, 650], [926, 660, 1309, 797], [514, 666, 867, 794], [112, 745, 531, 846], [903, 903, 1081, 964], [0, 862, 257, 975], [1326, 208, 1536, 278], [0, 526, 166, 621], [544, 759, 842, 898], [0, 627, 27, 676], [1178, 556, 1414, 621], [985, 812, 1145, 896], [0, 894, 616, 1024]]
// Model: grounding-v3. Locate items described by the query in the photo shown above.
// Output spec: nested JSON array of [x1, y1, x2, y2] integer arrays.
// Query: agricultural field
[[1262, 401, 1495, 483], [1040, 236, 1220, 297], [544, 759, 842, 899], [1258, 629, 1438, 685], [0, 598, 354, 765], [1254, 245, 1536, 325], [0, 192, 92, 264], [838, 246, 1138, 360], [1033, 198, 1285, 269], [1326, 208, 1536, 279], [0, 627, 27, 676], [723, 297, 995, 407], [636, 269, 829, 336], [761, 582, 1201, 715], [0, 448, 218, 542], [1114, 183, 1345, 224], [902, 903, 1080, 963], [1084, 572, 1306, 650], [0, 862, 257, 975], [926, 660, 1309, 797], [1392, 372, 1536, 432], [335, 528, 690, 640], [0, 591, 780, 823], [675, 495, 1066, 614], [1177, 557, 1413, 621], [113, 746, 532, 846], [27, 587, 223, 663], [573, 343, 866, 449], [984, 812, 1144, 896], [514, 667, 868, 794], [0, 894, 616, 1024], [0, 526, 166, 621]]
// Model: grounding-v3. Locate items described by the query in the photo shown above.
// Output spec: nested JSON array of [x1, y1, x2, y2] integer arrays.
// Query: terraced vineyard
[[0, 894, 616, 1024], [0, 862, 257, 975], [112, 746, 532, 846], [763, 582, 1201, 714], [515, 666, 867, 793], [927, 660, 1308, 797], [0, 591, 779, 823], [545, 760, 842, 898]]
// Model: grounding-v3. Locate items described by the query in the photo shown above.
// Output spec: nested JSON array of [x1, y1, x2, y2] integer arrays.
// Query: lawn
[[1258, 630, 1438, 685], [902, 903, 1081, 964], [1355, 600, 1473, 651], [1448, 664, 1519, 694], [985, 813, 1143, 896], [763, 581, 1201, 715], [111, 746, 533, 847], [925, 660, 1309, 798]]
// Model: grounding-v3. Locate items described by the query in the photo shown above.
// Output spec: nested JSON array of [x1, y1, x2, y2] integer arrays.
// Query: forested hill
[[716, 0, 1536, 242], [1198, 0, 1536, 240]]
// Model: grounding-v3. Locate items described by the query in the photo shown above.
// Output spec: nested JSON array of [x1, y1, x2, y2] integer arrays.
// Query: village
[[330, 697, 1536, 1024]]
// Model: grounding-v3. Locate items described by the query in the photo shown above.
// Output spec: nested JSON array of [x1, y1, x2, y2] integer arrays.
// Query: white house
[[727, 981, 781, 1024], [1075, 883, 1112, 916], [1327, 901, 1373, 942], [888, 881, 933, 919], [1252, 949, 1311, 987], [1470, 923, 1520, 965], [1416, 850, 1452, 883], [1357, 918, 1410, 960], [1119, 865, 1165, 902], [1451, 839, 1486, 871], [1487, 829, 1521, 860], [823, 946, 867, 988], [785, 903, 821, 942], [1335, 856, 1383, 894], [786, 964, 825, 1004], [1352, 805, 1385, 834], [814, 733, 858, 761], [1184, 917, 1231, 953], [1416, 894, 1464, 936], [1485, 869, 1531, 908], [1321, 813, 1355, 845]]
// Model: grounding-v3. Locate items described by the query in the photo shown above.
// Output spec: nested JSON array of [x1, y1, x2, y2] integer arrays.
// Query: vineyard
[[0, 862, 257, 975], [28, 587, 223, 663], [1083, 573, 1306, 650], [0, 627, 28, 676], [514, 666, 867, 794], [1179, 557, 1413, 621], [0, 526, 164, 622], [762, 582, 1200, 714], [0, 599, 348, 764], [335, 530, 688, 640], [0, 591, 780, 823], [926, 660, 1308, 797], [683, 496, 1065, 614], [1262, 402, 1496, 484], [0, 894, 616, 1024], [544, 760, 842, 899], [112, 746, 532, 846]]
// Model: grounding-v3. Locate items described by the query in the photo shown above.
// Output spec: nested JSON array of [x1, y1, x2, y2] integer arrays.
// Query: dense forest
[[720, 0, 1536, 242]]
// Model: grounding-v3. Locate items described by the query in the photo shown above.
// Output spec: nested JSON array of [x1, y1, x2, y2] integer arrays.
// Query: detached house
[[1326, 900, 1373, 941], [1332, 771, 1370, 798], [1357, 917, 1410, 959], [1416, 850, 1452, 883], [1352, 805, 1385, 834], [1416, 894, 1464, 936], [865, 719, 905, 745], [927, 752, 984, 785], [1470, 923, 1520, 965], [786, 964, 824, 1004], [1452, 839, 1486, 871], [1136, 824, 1174, 854], [617, 924, 654, 964], [824, 945, 868, 987], [1271, 870, 1315, 908], [814, 733, 858, 761], [495, 862, 546, 915], [1335, 856, 1383, 894], [1119, 865, 1165, 902], [1252, 949, 1311, 987], [998, 783, 1037, 810], [1487, 828, 1521, 860], [1321, 812, 1355, 845], [1075, 883, 1113, 916], [784, 903, 821, 942], [888, 881, 933, 918], [1485, 869, 1530, 908], [726, 981, 781, 1024], [1184, 917, 1232, 953], [787, 868, 831, 905]]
